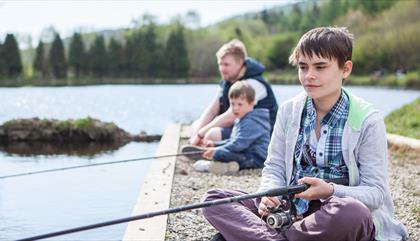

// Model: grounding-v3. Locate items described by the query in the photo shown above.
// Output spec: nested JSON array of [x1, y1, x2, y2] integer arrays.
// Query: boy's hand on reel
[[258, 196, 280, 216]]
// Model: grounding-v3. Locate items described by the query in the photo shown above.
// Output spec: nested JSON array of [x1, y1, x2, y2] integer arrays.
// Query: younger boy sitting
[[184, 81, 271, 175]]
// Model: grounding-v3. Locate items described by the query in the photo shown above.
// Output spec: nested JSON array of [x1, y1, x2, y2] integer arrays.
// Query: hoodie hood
[[242, 57, 266, 79], [242, 108, 271, 131]]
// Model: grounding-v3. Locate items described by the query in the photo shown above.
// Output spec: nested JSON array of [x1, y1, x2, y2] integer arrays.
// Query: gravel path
[[166, 128, 419, 240]]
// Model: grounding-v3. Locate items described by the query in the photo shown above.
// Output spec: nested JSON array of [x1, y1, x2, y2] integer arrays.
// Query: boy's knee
[[201, 189, 239, 218], [326, 196, 372, 228], [201, 188, 229, 202]]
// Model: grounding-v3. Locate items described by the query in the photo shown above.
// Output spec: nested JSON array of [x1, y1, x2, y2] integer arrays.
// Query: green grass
[[265, 70, 420, 89], [73, 117, 95, 129], [385, 98, 420, 139]]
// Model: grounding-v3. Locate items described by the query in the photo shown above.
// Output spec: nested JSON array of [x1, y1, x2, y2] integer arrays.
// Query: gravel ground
[[166, 128, 419, 241]]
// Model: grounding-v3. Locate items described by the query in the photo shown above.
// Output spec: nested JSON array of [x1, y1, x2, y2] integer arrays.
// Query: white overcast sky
[[0, 0, 292, 46]]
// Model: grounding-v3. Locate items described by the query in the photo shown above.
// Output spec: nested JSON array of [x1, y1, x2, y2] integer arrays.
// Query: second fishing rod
[[0, 150, 204, 179]]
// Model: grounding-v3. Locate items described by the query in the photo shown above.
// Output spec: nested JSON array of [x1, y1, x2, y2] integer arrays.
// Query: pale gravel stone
[[166, 127, 419, 240]]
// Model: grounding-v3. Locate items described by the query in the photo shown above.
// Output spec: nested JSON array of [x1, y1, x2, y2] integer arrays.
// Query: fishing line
[[0, 151, 203, 179]]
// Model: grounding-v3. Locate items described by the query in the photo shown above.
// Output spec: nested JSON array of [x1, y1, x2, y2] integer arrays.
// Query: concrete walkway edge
[[123, 124, 181, 241], [387, 133, 420, 151]]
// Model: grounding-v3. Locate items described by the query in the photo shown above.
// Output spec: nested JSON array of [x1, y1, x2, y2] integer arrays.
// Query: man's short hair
[[289, 27, 353, 68], [216, 39, 247, 62], [228, 81, 255, 103]]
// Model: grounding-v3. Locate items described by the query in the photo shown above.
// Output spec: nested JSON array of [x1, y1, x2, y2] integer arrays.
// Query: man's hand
[[294, 177, 333, 200], [202, 148, 214, 160], [258, 196, 280, 216], [205, 140, 215, 147], [189, 134, 202, 146]]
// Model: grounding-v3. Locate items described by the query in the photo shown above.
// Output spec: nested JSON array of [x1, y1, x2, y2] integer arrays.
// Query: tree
[[108, 38, 125, 77], [300, 2, 320, 32], [33, 40, 48, 77], [288, 4, 303, 31], [0, 43, 5, 76], [125, 31, 146, 77], [358, 0, 398, 15], [3, 34, 22, 77], [164, 24, 189, 77], [88, 35, 108, 77], [143, 23, 161, 77], [317, 0, 342, 26], [49, 33, 67, 78], [68, 32, 87, 78], [268, 32, 299, 69]]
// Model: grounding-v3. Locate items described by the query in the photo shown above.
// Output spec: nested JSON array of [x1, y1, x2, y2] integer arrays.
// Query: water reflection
[[0, 141, 129, 157]]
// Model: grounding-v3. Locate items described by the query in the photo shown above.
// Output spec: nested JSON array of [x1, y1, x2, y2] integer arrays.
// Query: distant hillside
[[14, 0, 420, 87]]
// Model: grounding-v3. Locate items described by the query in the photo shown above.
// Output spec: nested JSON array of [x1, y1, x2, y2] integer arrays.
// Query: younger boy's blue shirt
[[212, 108, 271, 162], [293, 91, 350, 215]]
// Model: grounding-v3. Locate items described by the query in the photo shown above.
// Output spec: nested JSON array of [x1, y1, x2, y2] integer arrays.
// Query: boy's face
[[218, 54, 244, 82], [297, 54, 352, 103], [230, 96, 254, 119]]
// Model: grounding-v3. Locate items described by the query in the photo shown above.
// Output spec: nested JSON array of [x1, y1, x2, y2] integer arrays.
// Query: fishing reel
[[265, 196, 302, 231]]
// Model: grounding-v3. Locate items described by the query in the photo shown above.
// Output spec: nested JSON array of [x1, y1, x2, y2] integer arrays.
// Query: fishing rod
[[15, 183, 309, 241], [0, 151, 204, 180]]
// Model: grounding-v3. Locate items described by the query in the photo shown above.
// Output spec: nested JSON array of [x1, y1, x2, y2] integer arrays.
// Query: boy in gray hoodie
[[191, 81, 271, 175], [201, 27, 407, 241]]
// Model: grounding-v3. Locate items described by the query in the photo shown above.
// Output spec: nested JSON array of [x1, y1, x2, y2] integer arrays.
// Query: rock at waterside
[[0, 118, 161, 143]]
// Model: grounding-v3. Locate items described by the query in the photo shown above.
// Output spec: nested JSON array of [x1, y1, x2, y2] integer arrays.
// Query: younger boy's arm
[[214, 118, 262, 153], [213, 139, 229, 147]]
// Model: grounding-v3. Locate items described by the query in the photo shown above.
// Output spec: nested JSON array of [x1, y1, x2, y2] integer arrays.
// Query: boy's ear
[[342, 60, 353, 79]]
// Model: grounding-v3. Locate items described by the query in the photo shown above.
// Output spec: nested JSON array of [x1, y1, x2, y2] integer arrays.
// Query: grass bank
[[385, 98, 420, 139], [267, 70, 420, 89]]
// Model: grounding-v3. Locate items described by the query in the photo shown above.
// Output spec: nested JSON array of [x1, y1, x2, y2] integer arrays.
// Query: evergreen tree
[[33, 40, 48, 77], [144, 23, 160, 77], [49, 33, 67, 78], [68, 32, 87, 78], [164, 25, 189, 77], [317, 0, 342, 26], [125, 31, 146, 77], [88, 35, 108, 77], [124, 36, 135, 77], [0, 43, 5, 76], [108, 38, 125, 77], [300, 2, 320, 32], [268, 32, 299, 69], [288, 4, 303, 31], [358, 0, 398, 15], [3, 34, 22, 77]]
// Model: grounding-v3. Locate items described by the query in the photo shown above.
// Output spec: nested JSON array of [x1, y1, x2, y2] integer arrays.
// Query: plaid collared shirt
[[292, 90, 350, 215]]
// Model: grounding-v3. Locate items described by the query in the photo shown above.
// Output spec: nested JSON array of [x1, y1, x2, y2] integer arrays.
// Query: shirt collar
[[305, 90, 349, 128]]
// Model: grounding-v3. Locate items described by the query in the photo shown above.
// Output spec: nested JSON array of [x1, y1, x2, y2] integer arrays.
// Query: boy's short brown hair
[[289, 27, 353, 68], [228, 81, 255, 103], [216, 39, 247, 62]]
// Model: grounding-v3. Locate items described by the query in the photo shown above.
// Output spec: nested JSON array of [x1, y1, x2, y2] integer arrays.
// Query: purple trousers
[[202, 189, 375, 241]]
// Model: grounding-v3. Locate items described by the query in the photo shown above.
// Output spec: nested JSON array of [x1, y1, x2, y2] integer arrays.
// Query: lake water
[[0, 85, 419, 240]]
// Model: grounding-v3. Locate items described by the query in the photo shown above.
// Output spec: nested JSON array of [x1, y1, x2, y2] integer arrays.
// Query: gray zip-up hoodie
[[258, 88, 407, 240]]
